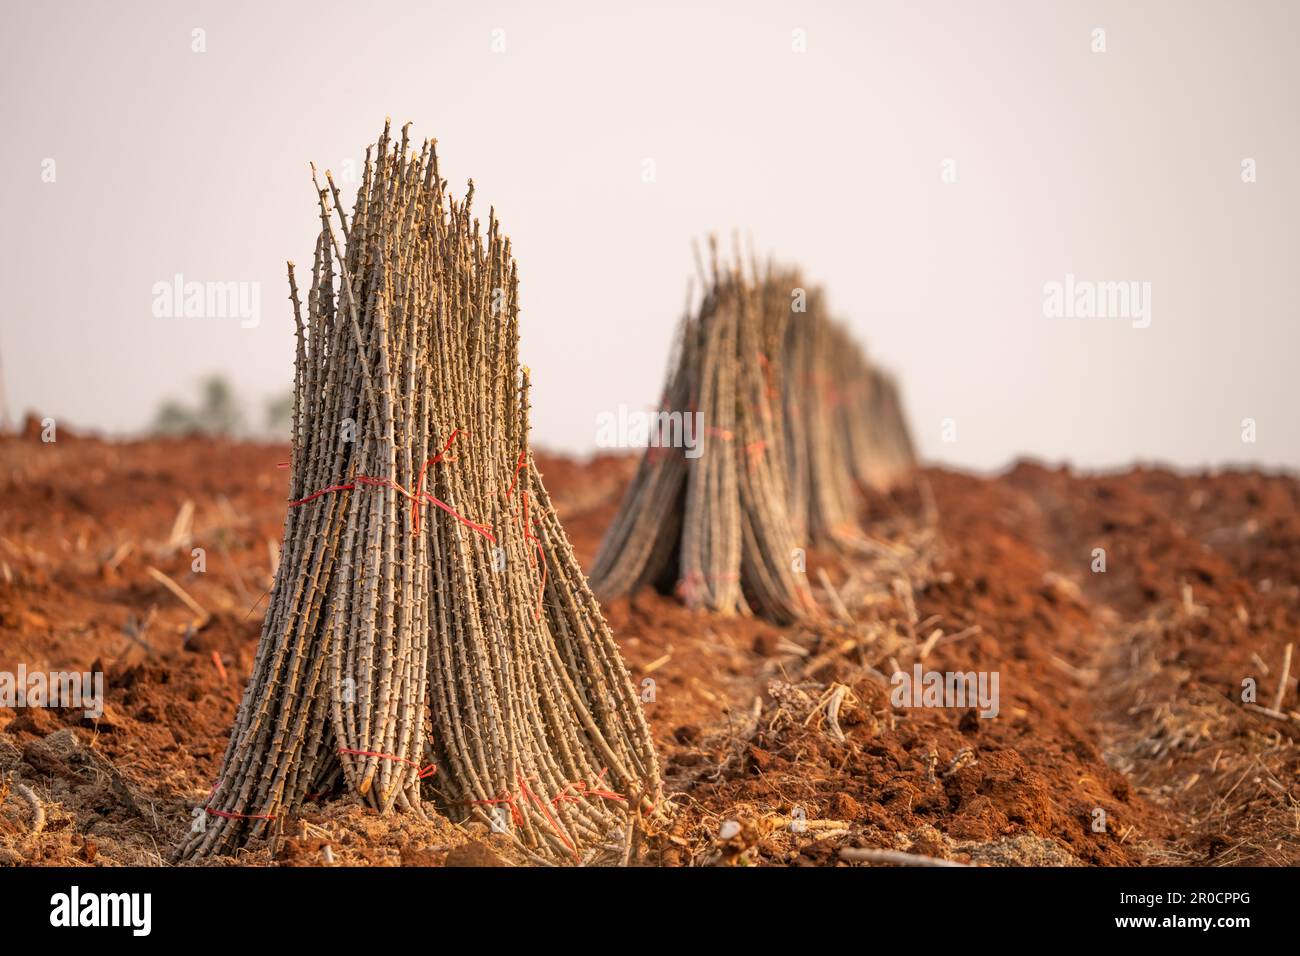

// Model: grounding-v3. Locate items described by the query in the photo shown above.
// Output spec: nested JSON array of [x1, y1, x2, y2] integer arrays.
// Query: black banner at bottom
[[0, 865, 1282, 942]]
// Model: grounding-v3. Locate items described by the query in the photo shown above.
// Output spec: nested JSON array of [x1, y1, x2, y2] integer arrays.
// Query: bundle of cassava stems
[[179, 123, 659, 865], [589, 242, 915, 622]]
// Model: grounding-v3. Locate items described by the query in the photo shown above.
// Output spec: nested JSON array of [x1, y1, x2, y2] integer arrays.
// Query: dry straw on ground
[[178, 122, 659, 865]]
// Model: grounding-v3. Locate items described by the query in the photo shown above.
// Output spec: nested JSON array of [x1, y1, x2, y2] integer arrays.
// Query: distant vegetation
[[152, 374, 292, 438], [264, 391, 293, 434]]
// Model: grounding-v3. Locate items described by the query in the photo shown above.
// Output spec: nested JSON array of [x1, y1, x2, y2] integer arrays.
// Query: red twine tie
[[518, 772, 579, 863], [552, 768, 626, 806], [337, 747, 437, 779], [285, 430, 496, 544], [505, 449, 528, 500], [464, 768, 628, 860], [676, 569, 740, 604]]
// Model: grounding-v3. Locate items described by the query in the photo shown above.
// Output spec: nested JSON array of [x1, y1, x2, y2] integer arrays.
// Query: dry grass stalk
[[5, 778, 46, 837], [1271, 642, 1293, 713], [145, 566, 210, 629]]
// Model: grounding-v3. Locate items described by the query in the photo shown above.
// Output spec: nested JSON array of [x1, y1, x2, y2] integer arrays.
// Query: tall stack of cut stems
[[590, 246, 915, 622], [180, 122, 659, 865]]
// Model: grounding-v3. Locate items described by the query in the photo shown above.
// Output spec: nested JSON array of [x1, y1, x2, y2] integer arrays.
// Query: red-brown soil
[[2, 427, 1297, 866]]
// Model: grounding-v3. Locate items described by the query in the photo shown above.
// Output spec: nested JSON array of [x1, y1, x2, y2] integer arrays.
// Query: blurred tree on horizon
[[152, 374, 246, 437], [265, 391, 293, 435]]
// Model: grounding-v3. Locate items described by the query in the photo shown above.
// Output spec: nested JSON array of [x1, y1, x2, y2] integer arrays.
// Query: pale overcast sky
[[2, 0, 1296, 471]]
